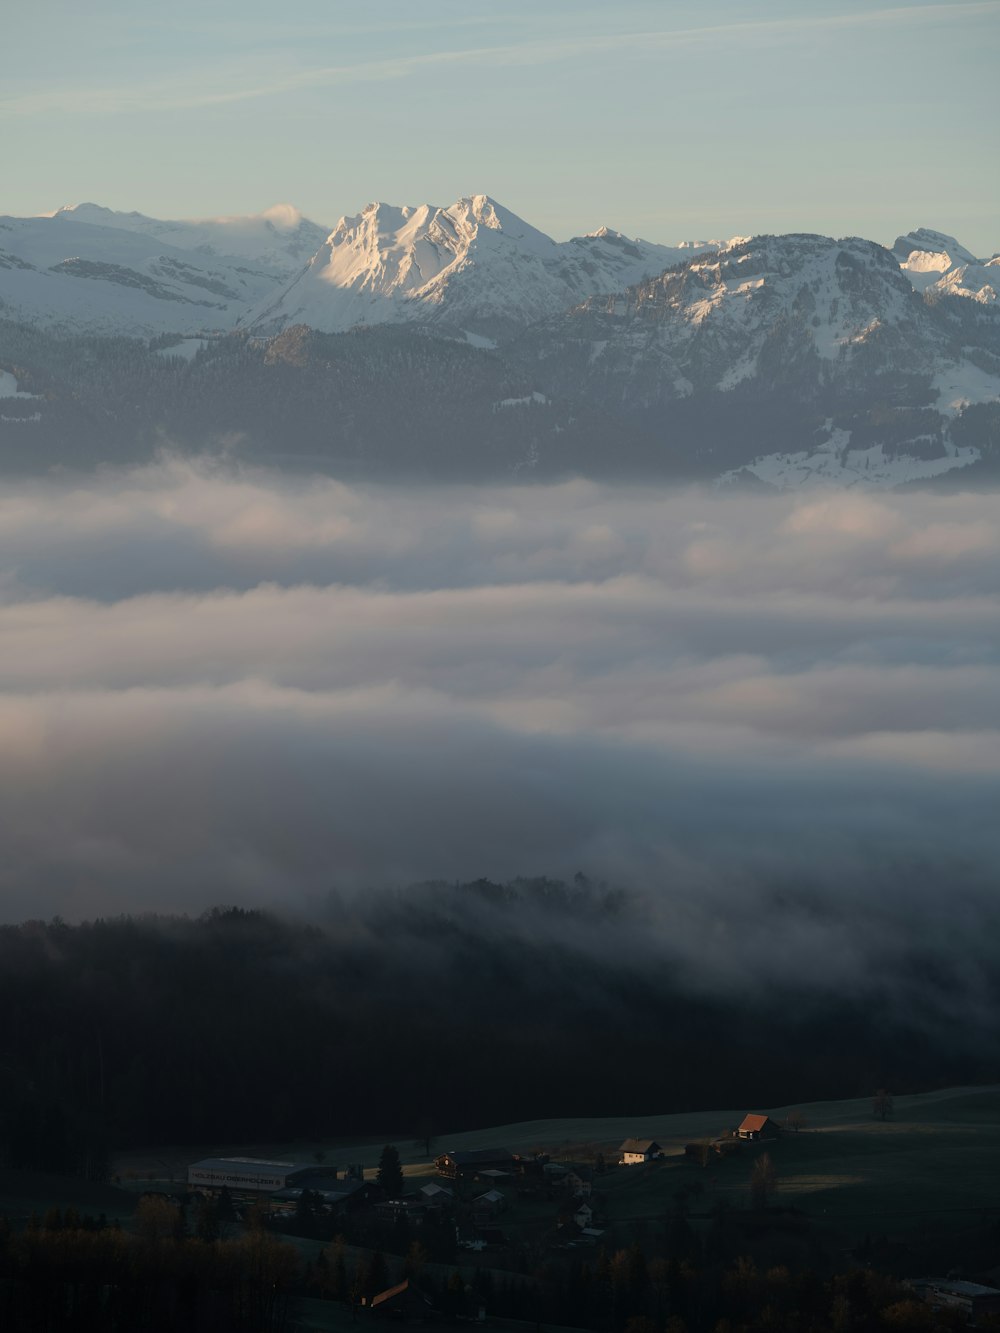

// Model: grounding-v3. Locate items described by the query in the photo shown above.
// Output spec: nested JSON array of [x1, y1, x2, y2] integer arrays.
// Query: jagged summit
[[892, 227, 977, 266], [246, 193, 714, 336], [1, 197, 996, 344], [892, 227, 995, 303], [1, 202, 998, 490]]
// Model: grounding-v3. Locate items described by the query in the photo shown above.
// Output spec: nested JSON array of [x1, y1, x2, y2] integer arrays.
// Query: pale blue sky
[[4, 0, 998, 253]]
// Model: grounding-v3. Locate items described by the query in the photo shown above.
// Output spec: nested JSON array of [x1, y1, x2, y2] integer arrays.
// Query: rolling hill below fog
[[2, 892, 998, 1164], [0, 196, 997, 486]]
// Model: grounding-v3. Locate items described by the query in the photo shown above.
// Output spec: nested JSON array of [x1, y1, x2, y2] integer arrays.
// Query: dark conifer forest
[[1, 882, 995, 1175]]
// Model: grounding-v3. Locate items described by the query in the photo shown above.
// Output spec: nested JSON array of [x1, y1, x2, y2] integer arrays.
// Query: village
[[183, 1116, 786, 1243], [171, 1108, 1000, 1328], [6, 1086, 1000, 1330]]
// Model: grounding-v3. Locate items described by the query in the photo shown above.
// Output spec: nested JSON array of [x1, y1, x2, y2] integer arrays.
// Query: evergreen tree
[[377, 1144, 404, 1197]]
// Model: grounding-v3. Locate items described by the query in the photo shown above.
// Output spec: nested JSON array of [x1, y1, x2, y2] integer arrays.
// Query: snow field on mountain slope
[[154, 338, 210, 361], [934, 360, 1000, 412], [0, 369, 41, 423], [0, 370, 37, 399], [50, 202, 329, 267], [722, 441, 980, 491]]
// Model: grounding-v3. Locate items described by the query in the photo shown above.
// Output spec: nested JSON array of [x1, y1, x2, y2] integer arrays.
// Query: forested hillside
[[1, 883, 996, 1175]]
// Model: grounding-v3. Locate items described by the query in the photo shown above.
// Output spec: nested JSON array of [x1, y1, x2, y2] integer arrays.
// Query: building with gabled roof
[[619, 1138, 662, 1165], [420, 1182, 453, 1201], [736, 1114, 779, 1141], [565, 1166, 594, 1196]]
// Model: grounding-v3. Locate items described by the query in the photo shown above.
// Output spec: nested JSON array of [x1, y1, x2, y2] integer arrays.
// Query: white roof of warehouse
[[190, 1157, 299, 1175]]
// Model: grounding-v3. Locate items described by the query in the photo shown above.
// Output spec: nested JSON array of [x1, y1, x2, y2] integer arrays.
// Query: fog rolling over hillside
[[1, 463, 998, 1020]]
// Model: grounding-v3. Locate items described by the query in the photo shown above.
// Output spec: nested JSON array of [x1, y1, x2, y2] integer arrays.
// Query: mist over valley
[[2, 198, 999, 1175], [7, 6, 1000, 1325], [2, 466, 998, 1017]]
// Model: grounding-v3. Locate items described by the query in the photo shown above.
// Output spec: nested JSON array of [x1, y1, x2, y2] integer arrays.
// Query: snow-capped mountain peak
[[246, 195, 719, 336], [892, 227, 978, 267], [891, 226, 993, 302]]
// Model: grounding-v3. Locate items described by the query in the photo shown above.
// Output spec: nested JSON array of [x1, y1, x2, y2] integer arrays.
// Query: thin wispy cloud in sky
[[5, 2, 997, 117], [6, 0, 997, 252]]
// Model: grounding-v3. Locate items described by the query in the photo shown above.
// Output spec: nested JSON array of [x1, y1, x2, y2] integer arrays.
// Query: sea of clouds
[[1, 459, 998, 990]]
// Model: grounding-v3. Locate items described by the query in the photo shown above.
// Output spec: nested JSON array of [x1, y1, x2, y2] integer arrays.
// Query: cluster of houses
[[185, 1114, 781, 1248], [430, 1147, 605, 1248]]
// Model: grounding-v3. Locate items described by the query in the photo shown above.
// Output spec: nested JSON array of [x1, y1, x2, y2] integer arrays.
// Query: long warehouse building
[[187, 1156, 337, 1193]]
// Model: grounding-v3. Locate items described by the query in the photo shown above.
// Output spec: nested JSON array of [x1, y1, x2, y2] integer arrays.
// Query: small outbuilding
[[619, 1138, 662, 1165]]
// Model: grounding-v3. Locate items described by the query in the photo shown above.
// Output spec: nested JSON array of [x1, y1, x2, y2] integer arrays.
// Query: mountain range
[[0, 195, 997, 487]]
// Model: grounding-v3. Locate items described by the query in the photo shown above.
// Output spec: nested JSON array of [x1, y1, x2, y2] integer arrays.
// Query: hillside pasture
[[109, 1085, 1000, 1240]]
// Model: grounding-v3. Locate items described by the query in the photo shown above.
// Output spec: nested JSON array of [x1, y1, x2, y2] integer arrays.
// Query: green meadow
[[97, 1083, 1000, 1243]]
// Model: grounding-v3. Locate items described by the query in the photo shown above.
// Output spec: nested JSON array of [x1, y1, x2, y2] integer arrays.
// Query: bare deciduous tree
[[873, 1089, 894, 1121], [750, 1152, 777, 1210]]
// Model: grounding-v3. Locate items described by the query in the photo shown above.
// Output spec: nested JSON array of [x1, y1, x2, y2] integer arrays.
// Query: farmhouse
[[434, 1147, 514, 1179], [619, 1138, 662, 1165], [736, 1114, 780, 1141]]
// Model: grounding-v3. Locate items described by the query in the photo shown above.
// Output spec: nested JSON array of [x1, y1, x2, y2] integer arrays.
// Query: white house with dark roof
[[619, 1138, 662, 1165]]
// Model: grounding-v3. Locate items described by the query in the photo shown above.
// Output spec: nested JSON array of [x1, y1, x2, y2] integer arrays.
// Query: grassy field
[[104, 1083, 1000, 1241]]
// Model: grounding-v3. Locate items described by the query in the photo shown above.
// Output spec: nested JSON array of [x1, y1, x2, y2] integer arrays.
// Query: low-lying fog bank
[[1, 460, 998, 999]]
